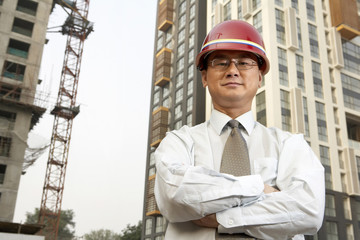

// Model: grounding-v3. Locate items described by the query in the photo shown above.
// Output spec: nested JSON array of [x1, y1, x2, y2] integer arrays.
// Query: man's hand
[[264, 184, 280, 194], [192, 214, 219, 228]]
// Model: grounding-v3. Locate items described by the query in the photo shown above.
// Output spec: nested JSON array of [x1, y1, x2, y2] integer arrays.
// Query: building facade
[[142, 0, 360, 239], [0, 0, 50, 222]]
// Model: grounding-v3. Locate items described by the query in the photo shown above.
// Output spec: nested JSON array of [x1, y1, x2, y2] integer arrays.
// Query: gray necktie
[[216, 120, 254, 240], [220, 120, 250, 176]]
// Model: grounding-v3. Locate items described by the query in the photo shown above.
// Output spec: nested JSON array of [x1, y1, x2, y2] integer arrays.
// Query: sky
[[13, 0, 157, 237]]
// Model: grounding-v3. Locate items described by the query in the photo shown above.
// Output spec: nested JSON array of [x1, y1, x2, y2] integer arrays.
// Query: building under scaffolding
[[0, 0, 52, 223]]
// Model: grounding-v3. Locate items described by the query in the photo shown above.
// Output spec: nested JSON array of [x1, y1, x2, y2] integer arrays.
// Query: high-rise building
[[0, 0, 51, 222], [142, 0, 360, 239], [141, 0, 207, 239]]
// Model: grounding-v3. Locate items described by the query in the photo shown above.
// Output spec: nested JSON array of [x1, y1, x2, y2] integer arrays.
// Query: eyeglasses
[[208, 58, 258, 71]]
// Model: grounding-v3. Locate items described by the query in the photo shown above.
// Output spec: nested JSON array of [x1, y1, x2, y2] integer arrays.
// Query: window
[[303, 97, 310, 137], [275, 0, 283, 7], [156, 216, 166, 233], [187, 80, 193, 95], [177, 43, 185, 56], [252, 0, 261, 10], [187, 114, 193, 126], [177, 57, 184, 71], [278, 48, 288, 86], [308, 24, 319, 58], [7, 39, 30, 59], [280, 90, 291, 132], [319, 145, 330, 166], [276, 9, 286, 45], [325, 194, 336, 217], [188, 48, 194, 63], [356, 156, 360, 184], [179, 15, 186, 29], [238, 0, 242, 19], [190, 4, 195, 19], [188, 64, 194, 79], [316, 102, 327, 142], [187, 97, 193, 112], [306, 0, 316, 22], [153, 91, 160, 105], [189, 34, 194, 48], [2, 61, 26, 81], [16, 0, 38, 16], [12, 17, 34, 37], [176, 72, 184, 88], [256, 91, 266, 126], [178, 29, 185, 43], [342, 40, 360, 75], [145, 218, 153, 235], [189, 19, 195, 33], [163, 97, 171, 108], [223, 2, 231, 21], [296, 55, 305, 92], [157, 35, 164, 51], [0, 110, 16, 130], [253, 11, 262, 35], [174, 120, 182, 130], [212, 0, 217, 13], [342, 73, 360, 111], [175, 105, 182, 119], [179, 1, 186, 15], [296, 18, 303, 52], [312, 61, 323, 98], [175, 88, 183, 104], [326, 221, 339, 240], [0, 165, 6, 184], [292, 0, 299, 13]]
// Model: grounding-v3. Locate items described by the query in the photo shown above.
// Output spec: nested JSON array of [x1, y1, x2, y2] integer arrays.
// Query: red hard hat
[[196, 20, 270, 75]]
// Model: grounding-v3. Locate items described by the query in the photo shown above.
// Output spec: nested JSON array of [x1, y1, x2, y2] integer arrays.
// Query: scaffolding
[[38, 1, 92, 239]]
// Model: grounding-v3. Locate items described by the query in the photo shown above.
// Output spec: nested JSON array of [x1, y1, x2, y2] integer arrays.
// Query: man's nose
[[226, 61, 240, 76]]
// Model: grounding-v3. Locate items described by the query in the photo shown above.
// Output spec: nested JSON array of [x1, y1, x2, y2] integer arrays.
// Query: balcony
[[158, 0, 174, 32], [150, 107, 169, 147], [329, 0, 360, 40], [155, 48, 172, 87]]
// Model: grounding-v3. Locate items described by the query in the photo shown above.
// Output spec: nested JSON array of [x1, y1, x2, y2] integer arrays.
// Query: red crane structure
[[38, 0, 93, 239]]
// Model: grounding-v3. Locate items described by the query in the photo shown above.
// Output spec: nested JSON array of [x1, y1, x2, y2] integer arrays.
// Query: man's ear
[[201, 70, 208, 87], [257, 71, 263, 88]]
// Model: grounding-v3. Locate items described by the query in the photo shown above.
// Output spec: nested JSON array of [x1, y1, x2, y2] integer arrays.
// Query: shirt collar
[[210, 109, 255, 136]]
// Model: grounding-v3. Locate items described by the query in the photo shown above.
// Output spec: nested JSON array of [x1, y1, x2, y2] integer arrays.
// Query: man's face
[[201, 50, 263, 114]]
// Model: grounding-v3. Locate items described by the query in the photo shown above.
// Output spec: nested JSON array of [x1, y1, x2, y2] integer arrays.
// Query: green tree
[[119, 221, 142, 240], [25, 208, 76, 240], [84, 229, 121, 240]]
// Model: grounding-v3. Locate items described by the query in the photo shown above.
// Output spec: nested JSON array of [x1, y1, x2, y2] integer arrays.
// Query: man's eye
[[215, 60, 228, 66], [239, 61, 251, 66]]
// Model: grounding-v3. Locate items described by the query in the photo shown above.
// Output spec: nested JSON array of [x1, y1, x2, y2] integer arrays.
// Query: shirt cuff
[[217, 216, 245, 234]]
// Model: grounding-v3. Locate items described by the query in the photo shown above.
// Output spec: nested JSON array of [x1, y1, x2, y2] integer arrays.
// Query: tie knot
[[228, 120, 240, 129]]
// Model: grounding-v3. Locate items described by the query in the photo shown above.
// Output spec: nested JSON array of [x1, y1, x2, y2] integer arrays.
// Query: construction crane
[[38, 0, 93, 239]]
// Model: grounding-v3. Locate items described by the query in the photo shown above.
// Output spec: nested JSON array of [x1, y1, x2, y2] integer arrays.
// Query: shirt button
[[228, 219, 234, 225]]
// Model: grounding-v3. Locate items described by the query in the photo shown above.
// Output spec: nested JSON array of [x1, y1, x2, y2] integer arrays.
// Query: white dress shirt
[[154, 110, 325, 240]]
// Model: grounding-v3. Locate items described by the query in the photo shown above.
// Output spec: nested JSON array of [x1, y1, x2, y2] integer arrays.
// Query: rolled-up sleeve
[[154, 128, 264, 223]]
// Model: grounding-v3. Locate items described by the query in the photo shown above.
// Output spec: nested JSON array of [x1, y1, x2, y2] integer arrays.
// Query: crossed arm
[[192, 185, 280, 228]]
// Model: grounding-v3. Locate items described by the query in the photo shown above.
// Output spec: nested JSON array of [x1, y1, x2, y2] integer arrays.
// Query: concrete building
[[0, 0, 51, 222], [142, 0, 360, 239]]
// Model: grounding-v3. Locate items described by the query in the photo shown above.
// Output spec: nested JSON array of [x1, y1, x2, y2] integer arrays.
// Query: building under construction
[[0, 0, 51, 224]]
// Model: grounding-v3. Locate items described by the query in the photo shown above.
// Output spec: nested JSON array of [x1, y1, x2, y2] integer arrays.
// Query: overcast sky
[[14, 1, 157, 236]]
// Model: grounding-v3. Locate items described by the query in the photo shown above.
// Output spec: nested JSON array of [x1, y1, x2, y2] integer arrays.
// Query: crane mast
[[38, 1, 92, 239]]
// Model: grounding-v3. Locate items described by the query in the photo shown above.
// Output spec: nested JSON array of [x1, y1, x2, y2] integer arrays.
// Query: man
[[154, 20, 325, 240]]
